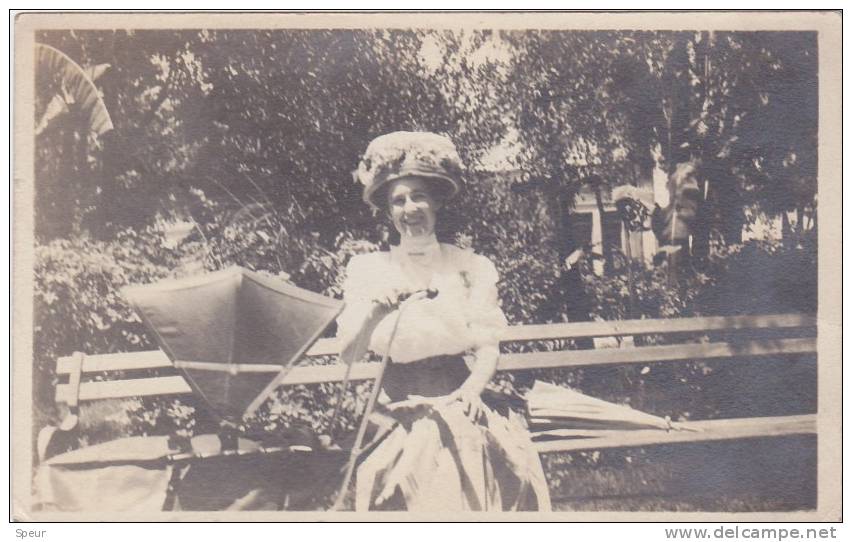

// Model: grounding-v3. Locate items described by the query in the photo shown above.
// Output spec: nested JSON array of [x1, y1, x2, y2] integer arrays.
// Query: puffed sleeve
[[465, 254, 509, 349], [335, 254, 378, 353]]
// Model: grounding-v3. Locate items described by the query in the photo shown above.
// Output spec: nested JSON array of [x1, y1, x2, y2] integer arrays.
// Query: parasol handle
[[331, 291, 433, 511], [328, 289, 438, 438], [327, 330, 369, 440]]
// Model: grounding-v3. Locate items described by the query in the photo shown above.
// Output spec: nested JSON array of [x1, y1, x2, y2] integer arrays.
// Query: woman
[[336, 131, 551, 512]]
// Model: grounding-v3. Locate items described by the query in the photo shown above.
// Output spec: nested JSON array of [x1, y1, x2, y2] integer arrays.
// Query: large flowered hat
[[355, 131, 464, 209]]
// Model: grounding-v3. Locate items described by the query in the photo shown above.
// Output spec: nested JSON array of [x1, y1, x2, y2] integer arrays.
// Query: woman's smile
[[402, 214, 425, 227], [387, 177, 441, 238]]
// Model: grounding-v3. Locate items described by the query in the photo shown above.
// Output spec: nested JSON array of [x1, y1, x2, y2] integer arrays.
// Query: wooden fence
[[53, 313, 817, 453]]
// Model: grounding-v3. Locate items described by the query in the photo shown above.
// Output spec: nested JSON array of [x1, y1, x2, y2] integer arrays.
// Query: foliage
[[567, 238, 817, 422], [33, 231, 183, 437], [505, 30, 817, 250], [693, 233, 818, 316], [29, 28, 819, 493], [34, 230, 175, 368], [35, 43, 114, 136], [34, 30, 817, 249]]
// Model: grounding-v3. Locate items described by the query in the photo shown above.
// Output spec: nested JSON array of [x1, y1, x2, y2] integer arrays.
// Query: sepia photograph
[[11, 10, 842, 521]]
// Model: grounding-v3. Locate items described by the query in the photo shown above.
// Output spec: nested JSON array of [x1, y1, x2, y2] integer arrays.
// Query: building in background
[[478, 166, 660, 272]]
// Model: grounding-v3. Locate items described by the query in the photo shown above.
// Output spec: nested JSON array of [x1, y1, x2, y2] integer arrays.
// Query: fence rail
[[53, 313, 818, 453], [533, 414, 816, 453]]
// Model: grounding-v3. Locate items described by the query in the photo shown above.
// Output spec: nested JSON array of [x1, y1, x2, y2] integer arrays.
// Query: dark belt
[[380, 354, 526, 416], [381, 354, 470, 403]]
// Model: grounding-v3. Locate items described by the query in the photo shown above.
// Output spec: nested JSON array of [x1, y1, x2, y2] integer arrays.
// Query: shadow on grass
[[547, 434, 816, 512]]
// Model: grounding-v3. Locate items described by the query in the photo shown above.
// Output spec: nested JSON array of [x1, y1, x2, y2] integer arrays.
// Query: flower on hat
[[356, 131, 463, 209]]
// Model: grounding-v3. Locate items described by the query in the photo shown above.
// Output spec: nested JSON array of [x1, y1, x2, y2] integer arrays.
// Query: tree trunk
[[717, 182, 744, 245], [693, 33, 714, 262], [691, 160, 714, 262], [621, 219, 636, 320], [549, 183, 594, 347], [39, 113, 79, 239], [796, 206, 804, 236], [781, 211, 791, 241]]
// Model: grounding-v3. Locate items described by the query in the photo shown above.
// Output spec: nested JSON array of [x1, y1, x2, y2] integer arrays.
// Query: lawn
[[546, 435, 816, 512]]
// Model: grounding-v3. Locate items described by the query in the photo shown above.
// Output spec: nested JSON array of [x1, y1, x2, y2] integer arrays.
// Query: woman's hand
[[370, 288, 430, 316], [370, 286, 406, 312], [446, 389, 486, 423]]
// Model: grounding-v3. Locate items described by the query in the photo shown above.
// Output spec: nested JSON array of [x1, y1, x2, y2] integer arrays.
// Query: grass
[[545, 435, 816, 512]]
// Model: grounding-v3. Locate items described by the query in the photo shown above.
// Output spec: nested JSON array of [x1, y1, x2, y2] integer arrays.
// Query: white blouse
[[336, 235, 508, 363]]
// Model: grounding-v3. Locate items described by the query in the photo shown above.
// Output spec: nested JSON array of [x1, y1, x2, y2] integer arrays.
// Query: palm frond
[[35, 43, 113, 136]]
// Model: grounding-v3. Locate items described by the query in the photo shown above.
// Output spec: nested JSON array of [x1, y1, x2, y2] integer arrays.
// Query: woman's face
[[387, 177, 440, 238]]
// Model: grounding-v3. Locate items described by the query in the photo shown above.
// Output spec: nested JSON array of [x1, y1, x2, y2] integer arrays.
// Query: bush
[[32, 223, 817, 466], [560, 237, 818, 420], [33, 230, 198, 445], [31, 226, 386, 448]]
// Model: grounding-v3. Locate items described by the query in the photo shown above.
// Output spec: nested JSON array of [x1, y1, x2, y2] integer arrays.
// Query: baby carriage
[[35, 267, 354, 511]]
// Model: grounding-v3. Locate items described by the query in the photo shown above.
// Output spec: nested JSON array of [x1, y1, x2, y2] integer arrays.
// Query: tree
[[648, 32, 818, 251], [35, 30, 210, 239], [34, 42, 113, 239], [30, 29, 820, 474]]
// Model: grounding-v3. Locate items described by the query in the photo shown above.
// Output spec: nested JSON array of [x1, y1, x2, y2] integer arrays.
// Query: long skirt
[[354, 355, 551, 512]]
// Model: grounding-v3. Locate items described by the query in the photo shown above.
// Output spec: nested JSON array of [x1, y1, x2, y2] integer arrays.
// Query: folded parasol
[[124, 267, 344, 422], [526, 380, 673, 434]]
